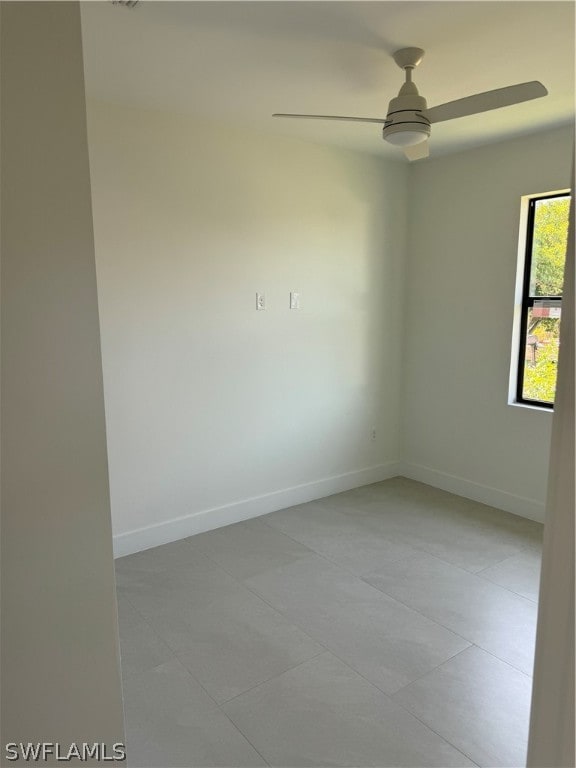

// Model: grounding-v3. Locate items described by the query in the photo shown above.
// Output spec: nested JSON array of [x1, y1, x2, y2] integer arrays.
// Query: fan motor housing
[[383, 94, 431, 146]]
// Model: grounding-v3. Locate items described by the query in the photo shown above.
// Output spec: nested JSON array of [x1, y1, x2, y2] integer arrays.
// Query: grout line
[[466, 643, 534, 680], [232, 557, 519, 713], [391, 698, 484, 768], [171, 657, 273, 767], [360, 573, 535, 679], [128, 646, 223, 707], [475, 572, 540, 603], [183, 518, 322, 577], [121, 641, 270, 766], [297, 647, 482, 768], [361, 545, 539, 605], [214, 649, 330, 708], [386, 644, 474, 694], [260, 519, 422, 580], [175, 555, 327, 653], [216, 712, 272, 767], [387, 643, 527, 768], [260, 501, 540, 605], [416, 545, 529, 577], [221, 643, 481, 768], [475, 552, 521, 575], [116, 587, 152, 628], [474, 542, 542, 574], [474, 554, 541, 604], [256, 514, 428, 590]]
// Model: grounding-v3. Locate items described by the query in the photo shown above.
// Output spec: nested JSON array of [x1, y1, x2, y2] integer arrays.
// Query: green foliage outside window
[[521, 195, 569, 405], [530, 196, 570, 297], [523, 329, 559, 404]]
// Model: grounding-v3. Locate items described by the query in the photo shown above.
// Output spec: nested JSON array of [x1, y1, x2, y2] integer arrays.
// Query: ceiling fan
[[273, 48, 548, 161]]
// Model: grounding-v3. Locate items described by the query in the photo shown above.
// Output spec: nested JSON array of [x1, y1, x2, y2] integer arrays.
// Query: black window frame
[[516, 191, 570, 409]]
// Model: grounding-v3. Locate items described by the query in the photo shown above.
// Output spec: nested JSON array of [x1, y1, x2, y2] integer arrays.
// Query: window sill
[[508, 400, 554, 413]]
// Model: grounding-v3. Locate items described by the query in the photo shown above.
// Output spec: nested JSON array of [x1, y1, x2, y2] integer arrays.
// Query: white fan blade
[[403, 141, 429, 161], [273, 113, 386, 124], [423, 81, 548, 124]]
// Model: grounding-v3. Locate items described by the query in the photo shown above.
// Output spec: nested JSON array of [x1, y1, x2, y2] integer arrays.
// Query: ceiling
[[81, 1, 575, 160]]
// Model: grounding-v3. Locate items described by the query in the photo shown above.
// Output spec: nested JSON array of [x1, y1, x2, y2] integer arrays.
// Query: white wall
[[86, 101, 408, 555], [402, 126, 574, 522], [1, 3, 124, 751]]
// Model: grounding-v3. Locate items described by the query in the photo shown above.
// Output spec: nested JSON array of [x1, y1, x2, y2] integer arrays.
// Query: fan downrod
[[393, 47, 425, 71]]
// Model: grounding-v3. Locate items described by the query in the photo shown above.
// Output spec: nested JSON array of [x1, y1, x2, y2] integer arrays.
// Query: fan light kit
[[273, 47, 547, 161]]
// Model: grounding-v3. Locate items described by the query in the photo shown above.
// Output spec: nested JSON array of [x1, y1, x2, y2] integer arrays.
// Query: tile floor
[[116, 477, 543, 768]]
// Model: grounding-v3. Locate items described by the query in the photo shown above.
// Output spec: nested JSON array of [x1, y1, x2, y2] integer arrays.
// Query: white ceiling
[[81, 1, 575, 160]]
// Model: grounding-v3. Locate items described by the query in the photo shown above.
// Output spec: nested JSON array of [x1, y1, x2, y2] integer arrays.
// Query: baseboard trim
[[113, 461, 401, 558], [399, 461, 546, 524]]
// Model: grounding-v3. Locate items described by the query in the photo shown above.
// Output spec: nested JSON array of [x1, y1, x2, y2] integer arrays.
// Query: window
[[515, 192, 571, 408]]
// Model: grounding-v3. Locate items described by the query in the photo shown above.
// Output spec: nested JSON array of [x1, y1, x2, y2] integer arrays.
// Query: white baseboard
[[113, 461, 401, 558], [114, 460, 545, 558], [399, 461, 546, 524]]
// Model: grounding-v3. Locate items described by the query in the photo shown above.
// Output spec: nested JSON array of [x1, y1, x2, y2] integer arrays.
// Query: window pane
[[521, 307, 561, 404], [529, 196, 570, 297]]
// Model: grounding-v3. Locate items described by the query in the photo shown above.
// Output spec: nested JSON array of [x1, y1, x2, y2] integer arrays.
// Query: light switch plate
[[290, 291, 300, 309], [256, 292, 266, 310]]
